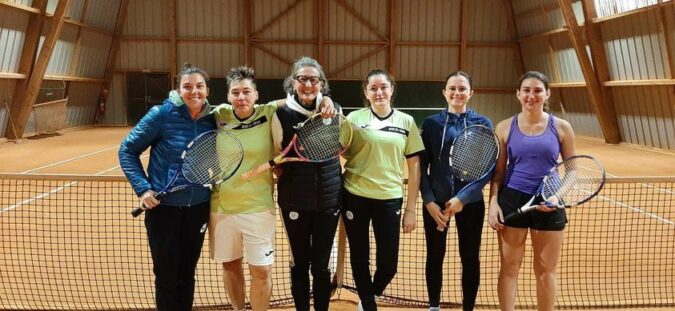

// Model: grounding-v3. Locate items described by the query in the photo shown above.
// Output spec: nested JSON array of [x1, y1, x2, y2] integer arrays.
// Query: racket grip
[[502, 210, 521, 223], [241, 161, 273, 181], [131, 207, 144, 217], [131, 192, 164, 217]]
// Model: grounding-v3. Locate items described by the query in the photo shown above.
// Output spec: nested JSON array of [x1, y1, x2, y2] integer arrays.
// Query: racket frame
[[437, 125, 499, 231], [241, 114, 352, 180], [131, 130, 243, 217], [502, 154, 606, 222]]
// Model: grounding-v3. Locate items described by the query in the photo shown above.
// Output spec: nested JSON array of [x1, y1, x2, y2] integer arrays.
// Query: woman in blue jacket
[[119, 63, 215, 311], [420, 71, 493, 311]]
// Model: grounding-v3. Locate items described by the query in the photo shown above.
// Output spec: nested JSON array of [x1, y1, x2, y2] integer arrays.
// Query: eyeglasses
[[295, 75, 321, 85], [445, 87, 470, 94]]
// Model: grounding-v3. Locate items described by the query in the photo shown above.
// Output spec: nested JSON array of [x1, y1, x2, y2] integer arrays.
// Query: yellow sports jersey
[[343, 108, 424, 200], [211, 103, 277, 214]]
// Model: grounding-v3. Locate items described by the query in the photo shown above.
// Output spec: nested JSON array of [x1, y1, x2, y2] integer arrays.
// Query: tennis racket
[[437, 125, 499, 231], [241, 113, 353, 181], [502, 154, 605, 223], [131, 130, 244, 217]]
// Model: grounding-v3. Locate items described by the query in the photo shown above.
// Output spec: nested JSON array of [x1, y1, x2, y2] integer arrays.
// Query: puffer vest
[[275, 105, 342, 211]]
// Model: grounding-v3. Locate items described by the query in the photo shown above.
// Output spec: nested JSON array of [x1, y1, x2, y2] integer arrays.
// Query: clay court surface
[[1, 126, 674, 311]]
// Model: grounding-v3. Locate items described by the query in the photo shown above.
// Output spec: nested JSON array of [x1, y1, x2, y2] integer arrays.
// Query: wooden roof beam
[[250, 0, 302, 38], [336, 0, 389, 41], [558, 0, 620, 144], [6, 0, 47, 140]]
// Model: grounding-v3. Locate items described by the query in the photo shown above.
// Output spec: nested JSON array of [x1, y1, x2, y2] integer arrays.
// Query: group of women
[[119, 57, 575, 311]]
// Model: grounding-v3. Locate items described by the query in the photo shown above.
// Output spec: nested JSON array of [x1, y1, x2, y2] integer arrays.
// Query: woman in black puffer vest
[[271, 56, 341, 311]]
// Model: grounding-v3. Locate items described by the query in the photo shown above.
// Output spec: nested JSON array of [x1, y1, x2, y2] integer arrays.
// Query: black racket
[[131, 130, 243, 217], [502, 154, 606, 223], [437, 125, 499, 230], [241, 114, 352, 181]]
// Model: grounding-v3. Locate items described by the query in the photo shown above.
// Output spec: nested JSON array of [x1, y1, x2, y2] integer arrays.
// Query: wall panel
[[601, 9, 669, 80], [43, 22, 78, 76], [0, 6, 29, 74], [72, 29, 112, 77], [613, 86, 675, 149], [66, 82, 100, 127]]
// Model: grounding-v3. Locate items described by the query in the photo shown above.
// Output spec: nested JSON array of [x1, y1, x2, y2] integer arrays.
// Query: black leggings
[[423, 200, 485, 310], [144, 202, 210, 311], [281, 207, 340, 311], [341, 190, 403, 311]]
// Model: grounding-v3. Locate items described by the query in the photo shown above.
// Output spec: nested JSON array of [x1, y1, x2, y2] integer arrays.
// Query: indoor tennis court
[[1, 127, 674, 310]]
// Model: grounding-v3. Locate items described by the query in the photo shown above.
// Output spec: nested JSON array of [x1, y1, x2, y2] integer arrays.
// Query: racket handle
[[131, 192, 165, 218], [131, 207, 144, 217], [241, 161, 273, 181], [502, 210, 521, 223]]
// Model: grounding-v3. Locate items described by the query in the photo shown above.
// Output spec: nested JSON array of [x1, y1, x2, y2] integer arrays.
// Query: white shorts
[[209, 209, 276, 266]]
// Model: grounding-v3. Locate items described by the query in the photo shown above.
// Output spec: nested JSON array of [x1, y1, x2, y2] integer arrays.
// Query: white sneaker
[[429, 307, 441, 311], [357, 300, 364, 311]]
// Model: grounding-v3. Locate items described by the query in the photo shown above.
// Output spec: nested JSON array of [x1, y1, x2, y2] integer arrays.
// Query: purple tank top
[[504, 113, 560, 195]]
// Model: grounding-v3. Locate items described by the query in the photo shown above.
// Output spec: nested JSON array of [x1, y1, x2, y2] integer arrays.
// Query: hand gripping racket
[[131, 130, 244, 217], [502, 154, 606, 223], [241, 114, 353, 181], [437, 125, 499, 230]]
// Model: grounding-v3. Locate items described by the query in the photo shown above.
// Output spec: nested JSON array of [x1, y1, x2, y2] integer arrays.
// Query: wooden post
[[169, 0, 177, 89], [388, 0, 397, 75], [7, 0, 71, 140], [316, 0, 325, 65], [459, 0, 468, 71], [502, 0, 525, 77], [244, 0, 253, 66], [559, 0, 620, 143], [95, 0, 130, 124], [6, 0, 46, 139]]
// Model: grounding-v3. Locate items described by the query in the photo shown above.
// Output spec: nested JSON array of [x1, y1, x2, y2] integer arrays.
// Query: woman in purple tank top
[[487, 71, 576, 311]]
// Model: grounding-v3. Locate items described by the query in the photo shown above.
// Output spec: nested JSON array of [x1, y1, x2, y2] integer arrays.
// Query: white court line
[[596, 194, 675, 226], [601, 171, 674, 223], [2, 154, 147, 213], [21, 145, 120, 174]]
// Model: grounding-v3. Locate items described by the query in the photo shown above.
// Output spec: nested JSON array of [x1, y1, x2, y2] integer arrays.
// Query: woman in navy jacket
[[119, 63, 215, 311], [420, 71, 493, 311]]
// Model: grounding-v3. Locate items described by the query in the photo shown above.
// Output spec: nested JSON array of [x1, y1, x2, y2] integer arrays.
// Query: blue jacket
[[118, 91, 216, 207], [420, 108, 493, 206]]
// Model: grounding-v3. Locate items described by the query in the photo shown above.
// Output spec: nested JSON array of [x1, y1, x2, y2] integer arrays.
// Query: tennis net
[[1, 174, 673, 309]]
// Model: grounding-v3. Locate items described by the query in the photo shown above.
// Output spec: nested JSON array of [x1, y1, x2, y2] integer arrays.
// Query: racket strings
[[450, 127, 499, 182], [542, 157, 605, 206], [183, 132, 243, 184], [295, 115, 351, 161]]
